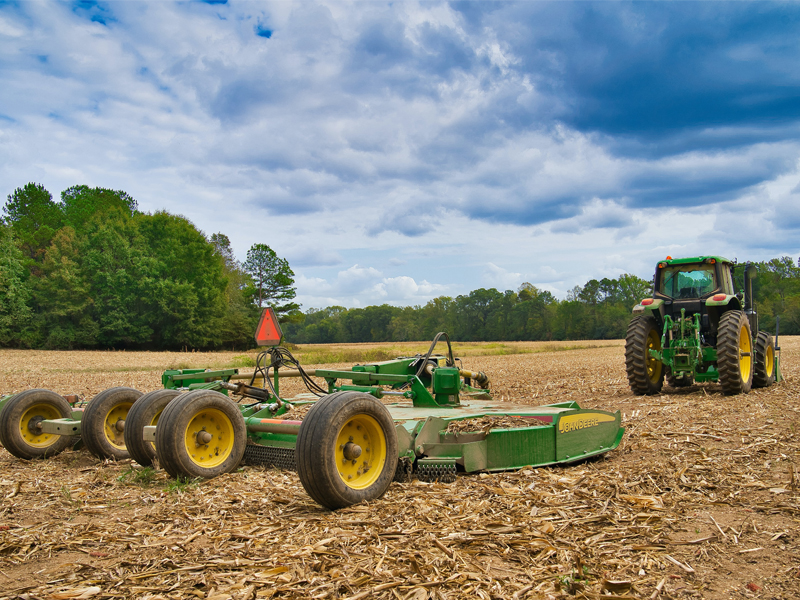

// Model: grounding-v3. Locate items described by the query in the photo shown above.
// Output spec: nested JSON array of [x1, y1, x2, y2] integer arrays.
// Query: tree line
[[2, 183, 798, 349], [283, 261, 800, 344], [0, 183, 297, 349]]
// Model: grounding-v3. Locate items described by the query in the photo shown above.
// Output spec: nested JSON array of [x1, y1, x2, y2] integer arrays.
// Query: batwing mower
[[0, 309, 624, 509]]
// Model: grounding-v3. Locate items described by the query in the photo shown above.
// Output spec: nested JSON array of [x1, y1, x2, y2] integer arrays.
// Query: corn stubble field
[[0, 339, 798, 600]]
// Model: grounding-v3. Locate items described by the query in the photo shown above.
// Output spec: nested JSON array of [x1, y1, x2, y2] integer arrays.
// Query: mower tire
[[0, 389, 73, 459], [717, 310, 754, 395], [296, 391, 398, 510], [753, 331, 776, 389], [82, 387, 143, 460], [124, 389, 182, 467], [155, 390, 246, 479], [625, 316, 664, 395]]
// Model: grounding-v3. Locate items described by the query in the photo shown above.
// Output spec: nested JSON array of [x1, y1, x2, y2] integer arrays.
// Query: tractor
[[625, 256, 782, 396]]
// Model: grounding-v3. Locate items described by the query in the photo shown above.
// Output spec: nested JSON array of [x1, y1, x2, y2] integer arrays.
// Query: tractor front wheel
[[124, 389, 182, 467], [717, 310, 754, 395], [296, 391, 398, 510], [82, 387, 142, 460], [0, 390, 74, 459], [625, 316, 664, 395], [753, 331, 776, 388], [155, 390, 246, 479]]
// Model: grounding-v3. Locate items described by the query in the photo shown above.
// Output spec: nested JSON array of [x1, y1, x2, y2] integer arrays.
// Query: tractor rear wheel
[[0, 390, 73, 459], [124, 389, 182, 467], [625, 316, 664, 395], [155, 390, 246, 479], [296, 391, 398, 510], [82, 387, 142, 460], [753, 331, 776, 388], [717, 310, 754, 395], [666, 368, 693, 388]]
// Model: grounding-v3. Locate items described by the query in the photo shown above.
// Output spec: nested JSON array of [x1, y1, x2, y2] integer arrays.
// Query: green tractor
[[625, 256, 782, 395]]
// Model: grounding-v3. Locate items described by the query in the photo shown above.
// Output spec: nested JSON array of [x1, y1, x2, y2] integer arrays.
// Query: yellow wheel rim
[[103, 402, 133, 450], [336, 415, 387, 490], [739, 325, 752, 382], [19, 403, 62, 448], [646, 328, 662, 384], [765, 344, 774, 378], [183, 408, 234, 468]]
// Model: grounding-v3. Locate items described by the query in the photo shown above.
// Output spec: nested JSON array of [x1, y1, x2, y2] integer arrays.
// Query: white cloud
[[482, 263, 522, 291]]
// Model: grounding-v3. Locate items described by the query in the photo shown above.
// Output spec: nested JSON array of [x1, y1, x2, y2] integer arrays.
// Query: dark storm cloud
[[454, 2, 800, 142]]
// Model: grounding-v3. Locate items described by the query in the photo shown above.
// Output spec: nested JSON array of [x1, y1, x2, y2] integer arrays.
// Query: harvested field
[[0, 338, 798, 600]]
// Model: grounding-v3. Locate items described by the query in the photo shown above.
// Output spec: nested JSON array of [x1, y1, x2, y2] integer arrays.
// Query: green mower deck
[[237, 396, 622, 479]]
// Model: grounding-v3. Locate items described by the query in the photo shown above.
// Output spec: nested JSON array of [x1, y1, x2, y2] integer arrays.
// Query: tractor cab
[[650, 256, 738, 346]]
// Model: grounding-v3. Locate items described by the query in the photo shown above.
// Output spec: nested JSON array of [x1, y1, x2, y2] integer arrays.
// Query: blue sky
[[1, 1, 799, 309]]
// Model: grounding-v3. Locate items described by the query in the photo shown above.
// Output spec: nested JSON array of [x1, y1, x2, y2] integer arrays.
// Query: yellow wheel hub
[[19, 403, 61, 448], [739, 325, 752, 382], [183, 408, 234, 468], [765, 344, 774, 378], [103, 403, 133, 450], [646, 329, 662, 383], [336, 415, 387, 490]]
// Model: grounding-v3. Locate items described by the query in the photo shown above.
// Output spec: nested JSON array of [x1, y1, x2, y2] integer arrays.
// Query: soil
[[0, 339, 797, 600]]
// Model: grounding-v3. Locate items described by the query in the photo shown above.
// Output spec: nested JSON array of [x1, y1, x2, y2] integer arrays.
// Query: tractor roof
[[658, 256, 732, 266]]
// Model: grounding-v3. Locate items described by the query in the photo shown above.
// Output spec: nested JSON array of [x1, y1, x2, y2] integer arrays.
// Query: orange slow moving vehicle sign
[[254, 307, 283, 346]]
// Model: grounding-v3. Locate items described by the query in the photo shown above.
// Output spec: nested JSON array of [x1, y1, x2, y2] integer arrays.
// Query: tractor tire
[[0, 389, 73, 459], [666, 368, 693, 388], [124, 389, 182, 467], [296, 391, 398, 510], [717, 311, 754, 395], [155, 390, 246, 479], [82, 387, 142, 460], [753, 331, 776, 389], [625, 316, 664, 395]]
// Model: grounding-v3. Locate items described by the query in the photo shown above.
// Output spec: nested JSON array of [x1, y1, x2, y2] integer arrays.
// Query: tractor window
[[659, 265, 717, 299]]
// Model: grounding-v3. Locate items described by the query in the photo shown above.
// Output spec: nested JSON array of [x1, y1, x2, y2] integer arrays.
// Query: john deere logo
[[558, 413, 615, 434]]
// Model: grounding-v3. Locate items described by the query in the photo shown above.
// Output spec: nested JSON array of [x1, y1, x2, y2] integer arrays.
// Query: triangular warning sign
[[254, 307, 283, 346]]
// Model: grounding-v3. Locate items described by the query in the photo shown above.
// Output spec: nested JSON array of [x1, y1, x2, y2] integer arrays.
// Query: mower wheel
[[753, 331, 776, 388], [717, 310, 754, 395], [124, 389, 182, 467], [82, 387, 143, 460], [0, 389, 73, 459], [625, 316, 664, 395], [155, 390, 246, 479], [296, 391, 398, 510], [666, 368, 693, 388]]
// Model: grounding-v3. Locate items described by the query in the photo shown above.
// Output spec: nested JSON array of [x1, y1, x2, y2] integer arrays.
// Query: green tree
[[0, 223, 32, 345], [136, 212, 228, 349], [616, 273, 652, 308], [80, 207, 153, 347], [31, 226, 97, 348], [210, 232, 258, 349], [61, 185, 138, 232], [242, 244, 299, 317], [2, 183, 64, 265]]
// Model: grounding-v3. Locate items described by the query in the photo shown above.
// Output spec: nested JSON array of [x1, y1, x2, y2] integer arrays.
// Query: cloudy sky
[[2, 1, 799, 310]]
